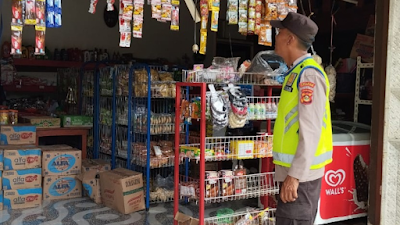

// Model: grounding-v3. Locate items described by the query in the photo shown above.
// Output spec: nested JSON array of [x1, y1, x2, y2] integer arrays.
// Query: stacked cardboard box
[[41, 145, 82, 200], [0, 124, 43, 210], [100, 168, 145, 214], [77, 159, 111, 204]]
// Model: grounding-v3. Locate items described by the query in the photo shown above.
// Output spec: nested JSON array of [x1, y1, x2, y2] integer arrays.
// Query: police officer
[[270, 12, 333, 225]]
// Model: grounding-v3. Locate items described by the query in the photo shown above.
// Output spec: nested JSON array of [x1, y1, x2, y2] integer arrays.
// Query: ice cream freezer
[[315, 121, 370, 224]]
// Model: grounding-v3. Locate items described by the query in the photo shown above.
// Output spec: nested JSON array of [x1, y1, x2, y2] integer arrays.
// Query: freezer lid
[[332, 121, 371, 143]]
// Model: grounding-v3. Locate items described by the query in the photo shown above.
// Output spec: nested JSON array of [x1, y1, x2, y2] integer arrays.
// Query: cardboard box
[[0, 170, 2, 189], [350, 34, 374, 63], [43, 175, 82, 200], [175, 212, 200, 225], [23, 116, 61, 128], [0, 125, 36, 145], [82, 159, 111, 173], [3, 146, 41, 170], [42, 149, 81, 176], [60, 115, 93, 128], [39, 145, 73, 151], [3, 188, 42, 209], [3, 168, 42, 190], [100, 168, 145, 214], [77, 170, 101, 204]]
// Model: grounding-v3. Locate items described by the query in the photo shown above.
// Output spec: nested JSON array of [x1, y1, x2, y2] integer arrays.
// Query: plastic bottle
[[266, 102, 272, 119], [248, 103, 255, 120]]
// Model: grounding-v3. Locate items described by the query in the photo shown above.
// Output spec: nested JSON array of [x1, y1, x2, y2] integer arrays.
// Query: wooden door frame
[[369, 0, 389, 224]]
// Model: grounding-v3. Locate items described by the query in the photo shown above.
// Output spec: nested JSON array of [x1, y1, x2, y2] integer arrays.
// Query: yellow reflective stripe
[[285, 106, 298, 122], [273, 150, 333, 166], [284, 116, 298, 133]]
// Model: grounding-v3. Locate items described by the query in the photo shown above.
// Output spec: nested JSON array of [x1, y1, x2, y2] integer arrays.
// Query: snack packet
[[170, 6, 179, 31], [25, 0, 36, 25], [211, 10, 219, 32], [88, 0, 99, 14], [12, 0, 24, 25], [227, 0, 238, 25], [54, 0, 62, 27], [35, 25, 46, 55], [11, 25, 23, 55]]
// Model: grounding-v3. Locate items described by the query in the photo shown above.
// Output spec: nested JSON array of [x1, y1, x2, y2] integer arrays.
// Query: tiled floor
[[0, 198, 367, 225]]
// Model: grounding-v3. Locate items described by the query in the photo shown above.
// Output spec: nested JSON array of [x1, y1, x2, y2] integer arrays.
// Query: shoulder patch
[[299, 82, 315, 88], [300, 89, 313, 105]]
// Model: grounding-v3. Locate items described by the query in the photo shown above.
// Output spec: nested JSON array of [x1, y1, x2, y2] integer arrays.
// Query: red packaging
[[316, 143, 370, 224], [11, 25, 23, 55], [35, 0, 45, 24], [12, 0, 24, 25]]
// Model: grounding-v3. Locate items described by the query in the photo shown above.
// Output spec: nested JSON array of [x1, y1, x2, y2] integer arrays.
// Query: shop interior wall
[[0, 0, 216, 66]]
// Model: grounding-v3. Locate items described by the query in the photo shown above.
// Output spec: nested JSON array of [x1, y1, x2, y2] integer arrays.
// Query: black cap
[[270, 12, 319, 43]]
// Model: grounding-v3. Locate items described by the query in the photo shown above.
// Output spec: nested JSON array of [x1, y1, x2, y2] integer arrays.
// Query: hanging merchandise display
[[25, 0, 36, 25], [210, 0, 220, 32], [35, 25, 46, 55], [248, 0, 256, 34], [226, 0, 238, 25], [198, 0, 208, 54], [88, 0, 99, 14], [238, 0, 248, 34], [255, 0, 262, 34], [12, 0, 24, 25], [119, 0, 133, 47], [11, 25, 23, 55], [161, 1, 172, 22], [133, 0, 144, 38]]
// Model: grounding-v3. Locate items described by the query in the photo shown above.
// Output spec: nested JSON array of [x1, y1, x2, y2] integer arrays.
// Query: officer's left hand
[[280, 175, 299, 203]]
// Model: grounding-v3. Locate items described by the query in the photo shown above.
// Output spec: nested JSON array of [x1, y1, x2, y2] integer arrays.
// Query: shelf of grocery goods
[[204, 208, 276, 225], [13, 58, 84, 68], [3, 84, 57, 92], [179, 134, 273, 162], [179, 172, 278, 204], [183, 69, 284, 86]]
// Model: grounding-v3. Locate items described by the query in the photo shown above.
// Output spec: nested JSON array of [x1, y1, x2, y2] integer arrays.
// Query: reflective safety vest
[[273, 57, 333, 169]]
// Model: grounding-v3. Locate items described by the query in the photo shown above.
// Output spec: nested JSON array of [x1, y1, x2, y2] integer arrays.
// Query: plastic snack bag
[[200, 0, 209, 30], [12, 0, 24, 25], [258, 21, 272, 46], [88, 0, 99, 14], [255, 0, 262, 34], [161, 4, 172, 21], [54, 0, 62, 27], [227, 0, 238, 25], [11, 25, 23, 55], [119, 32, 131, 47], [248, 0, 256, 34], [35, 25, 46, 55], [211, 10, 219, 32], [25, 0, 36, 25], [36, 0, 46, 24], [238, 0, 248, 34], [152, 0, 162, 19], [107, 0, 115, 11], [133, 17, 143, 38], [170, 6, 179, 31], [199, 31, 207, 55], [46, 0, 54, 27]]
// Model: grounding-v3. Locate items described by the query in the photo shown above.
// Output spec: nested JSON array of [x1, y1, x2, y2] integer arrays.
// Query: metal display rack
[[174, 70, 282, 224], [90, 63, 179, 209], [353, 56, 374, 122]]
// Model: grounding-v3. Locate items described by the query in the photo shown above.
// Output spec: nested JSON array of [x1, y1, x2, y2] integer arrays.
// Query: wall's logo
[[325, 169, 346, 187]]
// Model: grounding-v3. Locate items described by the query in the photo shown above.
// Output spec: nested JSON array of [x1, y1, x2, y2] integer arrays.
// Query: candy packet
[[12, 0, 24, 25], [199, 31, 207, 55], [35, 25, 46, 55], [161, 4, 172, 21], [11, 25, 23, 55], [88, 0, 99, 14], [238, 0, 248, 34], [36, 0, 46, 24], [25, 0, 36, 25], [107, 0, 115, 11], [119, 32, 132, 47], [255, 0, 262, 34], [170, 6, 179, 31], [258, 21, 272, 46], [133, 17, 143, 38], [121, 0, 134, 20], [200, 0, 208, 31], [46, 0, 54, 27], [227, 0, 238, 25], [211, 10, 219, 32], [54, 0, 62, 27], [119, 17, 131, 32], [152, 0, 162, 19]]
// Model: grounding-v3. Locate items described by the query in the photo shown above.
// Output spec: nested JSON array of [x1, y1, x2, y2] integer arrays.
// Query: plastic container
[[216, 208, 234, 224], [0, 110, 9, 124]]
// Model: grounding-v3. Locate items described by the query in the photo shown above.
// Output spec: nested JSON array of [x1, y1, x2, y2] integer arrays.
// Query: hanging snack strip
[[152, 0, 162, 19], [46, 0, 55, 27], [238, 0, 248, 34], [107, 0, 115, 11], [54, 0, 62, 27], [210, 0, 220, 32], [277, 0, 288, 20], [25, 0, 36, 25], [161, 0, 172, 22], [227, 0, 238, 25], [254, 0, 262, 34], [11, 24, 23, 55], [247, 0, 256, 35], [36, 0, 45, 24], [12, 0, 24, 25], [258, 20, 272, 46], [35, 25, 46, 55], [170, 0, 180, 31], [133, 0, 144, 38], [199, 0, 209, 55], [119, 0, 133, 47]]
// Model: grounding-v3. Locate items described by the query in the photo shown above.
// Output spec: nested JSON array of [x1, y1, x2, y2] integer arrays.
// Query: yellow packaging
[[231, 140, 254, 159], [199, 31, 207, 55]]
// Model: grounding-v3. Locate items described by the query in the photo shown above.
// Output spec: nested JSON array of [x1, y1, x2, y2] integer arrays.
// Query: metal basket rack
[[204, 208, 276, 225], [174, 80, 282, 225]]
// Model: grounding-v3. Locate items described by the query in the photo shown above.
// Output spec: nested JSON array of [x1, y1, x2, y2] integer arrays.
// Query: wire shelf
[[183, 70, 283, 86], [246, 97, 279, 120], [179, 134, 273, 162], [204, 208, 276, 225], [179, 172, 278, 204]]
